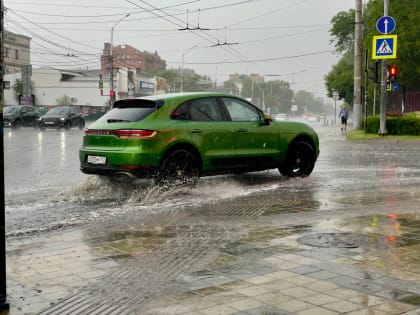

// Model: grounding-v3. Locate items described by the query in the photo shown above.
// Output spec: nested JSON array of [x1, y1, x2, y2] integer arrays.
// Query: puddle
[[323, 213, 420, 282], [400, 295, 420, 306], [88, 226, 178, 258], [298, 232, 371, 248]]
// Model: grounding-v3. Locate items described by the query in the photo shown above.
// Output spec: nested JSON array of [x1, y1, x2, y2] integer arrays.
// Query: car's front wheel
[[12, 120, 21, 129], [279, 140, 316, 178], [64, 120, 72, 130], [156, 149, 200, 187]]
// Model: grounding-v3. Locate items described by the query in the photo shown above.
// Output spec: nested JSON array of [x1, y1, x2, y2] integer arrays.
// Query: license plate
[[87, 155, 106, 165], [45, 122, 54, 124]]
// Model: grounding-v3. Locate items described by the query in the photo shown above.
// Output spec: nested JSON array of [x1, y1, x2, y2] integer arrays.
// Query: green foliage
[[324, 51, 354, 104], [12, 79, 23, 101], [56, 94, 73, 106], [363, 114, 420, 135], [149, 69, 213, 92], [363, 0, 420, 91], [326, 0, 420, 105], [329, 10, 355, 53]]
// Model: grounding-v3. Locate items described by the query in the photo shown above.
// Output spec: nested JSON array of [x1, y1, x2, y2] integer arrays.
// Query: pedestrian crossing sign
[[372, 35, 397, 59]]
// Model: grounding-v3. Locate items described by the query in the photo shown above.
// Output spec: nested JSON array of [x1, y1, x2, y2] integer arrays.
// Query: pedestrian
[[339, 104, 349, 133]]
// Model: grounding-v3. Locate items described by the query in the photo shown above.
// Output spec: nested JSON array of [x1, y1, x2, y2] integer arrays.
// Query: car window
[[97, 100, 157, 123], [189, 98, 223, 121], [46, 107, 69, 115], [222, 97, 261, 122]]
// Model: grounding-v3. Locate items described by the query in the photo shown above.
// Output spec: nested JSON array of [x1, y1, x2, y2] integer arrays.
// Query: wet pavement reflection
[[4, 125, 420, 314]]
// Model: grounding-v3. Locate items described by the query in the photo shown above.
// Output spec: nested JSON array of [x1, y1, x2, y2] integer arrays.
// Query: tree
[[150, 69, 213, 92], [324, 51, 354, 106], [326, 0, 420, 107], [56, 94, 73, 106], [12, 79, 24, 101], [362, 0, 420, 91], [329, 9, 355, 53]]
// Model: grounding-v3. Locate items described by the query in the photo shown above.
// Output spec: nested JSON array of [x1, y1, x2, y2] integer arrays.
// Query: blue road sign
[[392, 82, 399, 93], [372, 35, 397, 59], [376, 16, 396, 34]]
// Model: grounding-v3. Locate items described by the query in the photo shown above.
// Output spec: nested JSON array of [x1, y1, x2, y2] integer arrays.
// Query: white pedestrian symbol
[[377, 40, 392, 54]]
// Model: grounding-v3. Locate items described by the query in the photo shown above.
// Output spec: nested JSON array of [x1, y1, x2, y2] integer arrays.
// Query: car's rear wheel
[[156, 149, 199, 187], [279, 140, 316, 177], [78, 119, 85, 130]]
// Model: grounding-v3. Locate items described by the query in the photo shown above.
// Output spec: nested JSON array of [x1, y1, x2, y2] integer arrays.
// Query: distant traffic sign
[[372, 35, 397, 59], [376, 16, 396, 34]]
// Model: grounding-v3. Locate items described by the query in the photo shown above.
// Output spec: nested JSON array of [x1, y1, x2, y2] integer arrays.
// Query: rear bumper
[[80, 163, 157, 178]]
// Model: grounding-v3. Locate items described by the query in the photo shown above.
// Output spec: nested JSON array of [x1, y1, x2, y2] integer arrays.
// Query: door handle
[[191, 129, 202, 134], [237, 128, 247, 133]]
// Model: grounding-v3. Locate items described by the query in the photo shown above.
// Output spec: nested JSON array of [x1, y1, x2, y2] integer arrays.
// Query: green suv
[[80, 92, 319, 185]]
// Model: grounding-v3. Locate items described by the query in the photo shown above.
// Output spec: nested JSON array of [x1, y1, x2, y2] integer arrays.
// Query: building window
[[15, 49, 19, 60], [4, 47, 9, 58]]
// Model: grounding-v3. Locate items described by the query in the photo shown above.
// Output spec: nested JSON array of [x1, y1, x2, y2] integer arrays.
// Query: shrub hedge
[[362, 113, 420, 135]]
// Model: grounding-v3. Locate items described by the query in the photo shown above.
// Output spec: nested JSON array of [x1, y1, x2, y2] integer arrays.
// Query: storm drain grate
[[298, 232, 370, 248]]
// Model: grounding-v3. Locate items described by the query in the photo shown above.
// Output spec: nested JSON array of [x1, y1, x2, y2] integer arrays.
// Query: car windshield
[[97, 99, 159, 123], [46, 107, 70, 116], [4, 106, 19, 114]]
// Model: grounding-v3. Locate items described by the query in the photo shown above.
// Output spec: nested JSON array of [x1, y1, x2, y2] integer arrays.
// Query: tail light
[[84, 129, 157, 139]]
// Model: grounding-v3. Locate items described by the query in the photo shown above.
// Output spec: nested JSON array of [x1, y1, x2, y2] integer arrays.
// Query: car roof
[[129, 92, 242, 102]]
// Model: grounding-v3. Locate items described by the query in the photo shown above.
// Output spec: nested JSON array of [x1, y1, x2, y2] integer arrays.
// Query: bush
[[362, 114, 420, 135]]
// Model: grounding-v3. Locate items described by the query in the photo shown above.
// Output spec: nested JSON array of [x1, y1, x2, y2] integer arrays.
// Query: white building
[[3, 67, 167, 109]]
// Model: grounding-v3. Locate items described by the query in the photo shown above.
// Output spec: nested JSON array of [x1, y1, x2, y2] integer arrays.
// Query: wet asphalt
[[3, 123, 420, 315]]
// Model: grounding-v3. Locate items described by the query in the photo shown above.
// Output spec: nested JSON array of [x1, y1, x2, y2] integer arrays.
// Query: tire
[[156, 149, 200, 187], [12, 120, 21, 129], [64, 120, 72, 130], [78, 119, 85, 130], [279, 140, 316, 178]]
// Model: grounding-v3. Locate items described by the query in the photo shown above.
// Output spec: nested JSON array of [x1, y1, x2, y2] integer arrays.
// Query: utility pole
[[109, 14, 130, 106], [353, 0, 363, 130], [378, 0, 389, 135], [1, 0, 10, 310]]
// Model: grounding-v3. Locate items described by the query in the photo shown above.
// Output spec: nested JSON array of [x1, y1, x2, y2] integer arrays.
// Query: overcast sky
[[5, 0, 356, 99]]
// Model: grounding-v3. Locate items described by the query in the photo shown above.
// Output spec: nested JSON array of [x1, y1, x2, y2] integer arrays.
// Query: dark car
[[80, 92, 320, 186], [38, 106, 85, 130], [3, 105, 41, 129]]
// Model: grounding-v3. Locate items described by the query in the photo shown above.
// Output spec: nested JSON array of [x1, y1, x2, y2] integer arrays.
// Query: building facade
[[4, 31, 31, 74], [100, 43, 166, 78]]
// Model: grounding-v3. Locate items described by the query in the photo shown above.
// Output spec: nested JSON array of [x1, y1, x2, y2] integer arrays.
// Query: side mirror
[[262, 114, 272, 125]]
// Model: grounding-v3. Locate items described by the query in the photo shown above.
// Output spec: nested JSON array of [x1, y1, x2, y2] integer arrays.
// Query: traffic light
[[110, 90, 116, 97], [369, 61, 379, 83], [388, 65, 398, 82]]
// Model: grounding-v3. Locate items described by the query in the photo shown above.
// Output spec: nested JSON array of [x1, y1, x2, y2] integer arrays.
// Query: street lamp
[[333, 90, 339, 125], [109, 13, 130, 105], [180, 45, 197, 93]]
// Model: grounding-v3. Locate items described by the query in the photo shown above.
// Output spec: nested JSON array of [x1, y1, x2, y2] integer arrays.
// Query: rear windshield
[[96, 99, 159, 123]]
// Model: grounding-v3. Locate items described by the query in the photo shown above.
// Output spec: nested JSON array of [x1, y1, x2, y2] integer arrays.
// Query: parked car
[[80, 92, 320, 185], [38, 106, 85, 130], [3, 105, 41, 129]]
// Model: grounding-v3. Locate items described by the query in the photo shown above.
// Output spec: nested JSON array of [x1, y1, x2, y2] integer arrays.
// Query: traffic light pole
[[378, 0, 389, 135], [1, 0, 10, 310]]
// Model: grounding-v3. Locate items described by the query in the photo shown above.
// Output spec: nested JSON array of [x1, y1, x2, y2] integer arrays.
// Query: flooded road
[[5, 124, 420, 314]]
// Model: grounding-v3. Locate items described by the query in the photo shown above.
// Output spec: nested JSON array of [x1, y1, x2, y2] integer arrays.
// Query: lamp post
[[109, 14, 130, 105], [333, 90, 339, 125], [180, 45, 197, 93]]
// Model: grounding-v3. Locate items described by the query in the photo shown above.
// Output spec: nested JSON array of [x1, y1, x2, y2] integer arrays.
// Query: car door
[[20, 106, 35, 126], [69, 108, 78, 125], [182, 97, 237, 171], [220, 97, 280, 168]]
